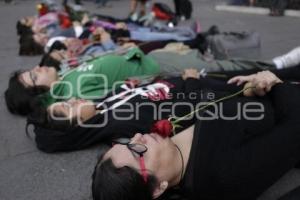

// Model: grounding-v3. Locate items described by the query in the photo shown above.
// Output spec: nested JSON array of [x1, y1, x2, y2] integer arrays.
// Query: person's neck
[[169, 125, 194, 187]]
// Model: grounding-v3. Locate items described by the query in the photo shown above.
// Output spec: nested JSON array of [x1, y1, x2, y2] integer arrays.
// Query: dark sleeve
[[184, 77, 244, 94], [268, 83, 300, 120], [79, 28, 92, 39], [214, 65, 300, 82], [279, 186, 300, 200]]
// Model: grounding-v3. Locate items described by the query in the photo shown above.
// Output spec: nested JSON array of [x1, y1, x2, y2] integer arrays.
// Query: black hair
[[48, 41, 67, 53], [19, 35, 44, 56], [26, 103, 76, 132], [92, 155, 158, 200], [39, 53, 61, 71], [109, 29, 131, 42], [4, 70, 49, 116], [16, 20, 33, 36]]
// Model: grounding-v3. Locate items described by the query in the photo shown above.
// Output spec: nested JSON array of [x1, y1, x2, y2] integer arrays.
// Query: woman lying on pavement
[[91, 70, 300, 200], [29, 64, 300, 153], [5, 45, 300, 116], [5, 47, 159, 116], [26, 68, 259, 153], [39, 24, 219, 64]]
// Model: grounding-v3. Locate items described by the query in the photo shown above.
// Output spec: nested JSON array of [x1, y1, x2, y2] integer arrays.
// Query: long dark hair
[[5, 70, 49, 116], [16, 20, 33, 36], [27, 103, 76, 132], [19, 35, 44, 56], [92, 155, 157, 200], [39, 53, 61, 70], [91, 148, 187, 200]]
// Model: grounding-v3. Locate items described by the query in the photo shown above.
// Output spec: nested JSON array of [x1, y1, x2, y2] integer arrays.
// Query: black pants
[[63, 0, 81, 5], [173, 0, 181, 16], [272, 0, 288, 9]]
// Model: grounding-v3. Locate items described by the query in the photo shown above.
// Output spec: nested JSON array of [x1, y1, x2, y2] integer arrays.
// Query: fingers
[[227, 76, 245, 86], [227, 75, 253, 86], [229, 71, 282, 96]]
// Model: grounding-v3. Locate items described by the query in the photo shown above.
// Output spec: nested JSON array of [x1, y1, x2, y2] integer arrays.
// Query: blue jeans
[[130, 27, 196, 42]]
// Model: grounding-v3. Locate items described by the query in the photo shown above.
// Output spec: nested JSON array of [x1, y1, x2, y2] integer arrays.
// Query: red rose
[[151, 120, 173, 138]]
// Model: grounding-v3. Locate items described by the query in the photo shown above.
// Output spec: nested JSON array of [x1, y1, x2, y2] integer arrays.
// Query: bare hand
[[227, 74, 256, 86], [243, 71, 283, 97], [182, 69, 200, 80]]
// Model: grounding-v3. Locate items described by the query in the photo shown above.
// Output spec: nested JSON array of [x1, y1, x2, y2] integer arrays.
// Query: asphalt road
[[0, 0, 300, 199]]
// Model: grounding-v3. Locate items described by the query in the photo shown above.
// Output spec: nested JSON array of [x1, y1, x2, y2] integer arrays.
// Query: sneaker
[[273, 47, 300, 69]]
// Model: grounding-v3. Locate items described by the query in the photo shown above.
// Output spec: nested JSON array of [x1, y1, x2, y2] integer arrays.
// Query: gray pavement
[[0, 0, 300, 199]]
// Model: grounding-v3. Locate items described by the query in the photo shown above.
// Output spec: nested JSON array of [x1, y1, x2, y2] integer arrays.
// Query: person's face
[[50, 49, 68, 62], [33, 33, 48, 46], [104, 133, 175, 183], [48, 98, 96, 123], [19, 66, 58, 88]]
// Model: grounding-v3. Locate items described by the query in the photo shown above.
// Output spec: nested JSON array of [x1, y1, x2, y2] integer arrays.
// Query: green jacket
[[41, 48, 160, 106]]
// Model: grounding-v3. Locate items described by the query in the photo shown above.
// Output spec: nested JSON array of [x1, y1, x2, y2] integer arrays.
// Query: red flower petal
[[151, 120, 173, 138]]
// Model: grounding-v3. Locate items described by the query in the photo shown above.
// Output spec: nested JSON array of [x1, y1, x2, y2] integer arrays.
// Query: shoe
[[129, 12, 139, 22], [273, 47, 300, 69]]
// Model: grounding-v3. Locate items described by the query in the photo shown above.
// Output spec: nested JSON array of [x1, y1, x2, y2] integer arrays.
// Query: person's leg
[[139, 0, 147, 16], [249, 0, 255, 6], [273, 46, 300, 69], [270, 0, 287, 16], [138, 40, 175, 54], [130, 30, 195, 42], [130, 0, 138, 15], [173, 0, 181, 16], [148, 50, 275, 74]]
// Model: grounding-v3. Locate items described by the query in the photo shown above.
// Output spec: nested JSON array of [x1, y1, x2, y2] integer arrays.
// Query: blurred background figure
[[173, 0, 193, 21], [129, 0, 148, 20], [249, 0, 255, 6], [63, 0, 82, 5], [95, 0, 111, 8], [270, 0, 288, 16]]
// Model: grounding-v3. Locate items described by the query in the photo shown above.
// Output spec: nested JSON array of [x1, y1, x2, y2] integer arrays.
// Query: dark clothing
[[34, 77, 242, 152], [181, 82, 300, 200], [173, 0, 193, 19], [217, 65, 300, 82], [272, 0, 288, 10], [63, 0, 81, 5], [279, 186, 300, 200], [32, 65, 300, 153]]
